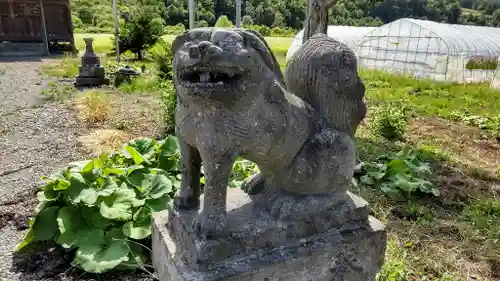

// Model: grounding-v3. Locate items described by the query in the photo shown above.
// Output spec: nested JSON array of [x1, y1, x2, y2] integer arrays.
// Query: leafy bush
[[15, 137, 182, 273], [372, 104, 409, 141], [241, 24, 296, 37], [242, 15, 254, 26], [164, 23, 186, 35], [466, 56, 498, 70], [117, 5, 164, 60], [149, 38, 173, 80], [196, 20, 209, 27], [450, 109, 500, 134], [158, 81, 177, 135], [214, 15, 234, 27], [354, 148, 439, 200]]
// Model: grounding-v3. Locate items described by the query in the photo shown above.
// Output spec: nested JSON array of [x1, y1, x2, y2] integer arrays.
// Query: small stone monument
[[152, 28, 386, 281], [75, 38, 109, 87]]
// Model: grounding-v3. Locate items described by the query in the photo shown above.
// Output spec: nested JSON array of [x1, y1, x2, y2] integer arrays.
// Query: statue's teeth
[[200, 72, 210, 83]]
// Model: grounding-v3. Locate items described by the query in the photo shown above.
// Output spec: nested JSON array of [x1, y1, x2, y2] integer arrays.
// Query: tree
[[242, 15, 254, 26], [272, 11, 285, 27], [119, 5, 164, 60], [214, 15, 235, 27]]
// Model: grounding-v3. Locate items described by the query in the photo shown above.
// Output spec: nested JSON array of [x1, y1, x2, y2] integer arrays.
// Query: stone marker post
[[75, 38, 109, 87]]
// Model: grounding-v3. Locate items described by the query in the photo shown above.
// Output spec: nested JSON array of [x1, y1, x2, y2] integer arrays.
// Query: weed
[[371, 103, 409, 141], [40, 82, 75, 101], [41, 57, 79, 78], [354, 147, 439, 200], [115, 120, 131, 131], [118, 76, 158, 94], [463, 199, 500, 238], [149, 38, 173, 80], [158, 80, 176, 135], [376, 237, 413, 281], [76, 89, 111, 124]]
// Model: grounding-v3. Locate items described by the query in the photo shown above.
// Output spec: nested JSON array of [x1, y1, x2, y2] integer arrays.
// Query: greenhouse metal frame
[[286, 25, 376, 61], [357, 18, 500, 83]]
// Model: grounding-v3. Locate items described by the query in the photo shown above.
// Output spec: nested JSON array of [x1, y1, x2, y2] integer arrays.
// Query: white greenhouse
[[285, 25, 376, 61], [357, 18, 500, 83]]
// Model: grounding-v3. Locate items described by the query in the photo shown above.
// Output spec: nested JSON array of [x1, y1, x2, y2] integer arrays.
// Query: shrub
[[164, 23, 186, 35], [149, 38, 173, 80], [117, 5, 164, 60], [214, 15, 234, 27], [354, 147, 439, 200], [158, 81, 176, 135], [196, 20, 209, 27], [242, 15, 254, 26], [15, 137, 182, 273], [372, 104, 409, 141], [466, 56, 498, 70]]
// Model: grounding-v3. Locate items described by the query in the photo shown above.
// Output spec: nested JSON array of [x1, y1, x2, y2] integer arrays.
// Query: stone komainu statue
[[171, 28, 366, 237]]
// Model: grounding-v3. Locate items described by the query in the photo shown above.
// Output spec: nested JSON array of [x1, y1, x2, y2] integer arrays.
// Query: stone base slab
[[152, 189, 386, 281], [74, 76, 110, 87]]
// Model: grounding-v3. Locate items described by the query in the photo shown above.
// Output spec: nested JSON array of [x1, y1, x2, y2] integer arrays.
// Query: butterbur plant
[[15, 137, 181, 273], [354, 147, 439, 201]]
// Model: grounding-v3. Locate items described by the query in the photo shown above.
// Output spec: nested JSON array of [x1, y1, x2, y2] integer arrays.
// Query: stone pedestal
[[75, 38, 109, 87], [152, 188, 386, 281]]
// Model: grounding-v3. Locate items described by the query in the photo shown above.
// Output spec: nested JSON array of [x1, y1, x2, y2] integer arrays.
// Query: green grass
[[73, 33, 293, 58], [57, 32, 500, 280]]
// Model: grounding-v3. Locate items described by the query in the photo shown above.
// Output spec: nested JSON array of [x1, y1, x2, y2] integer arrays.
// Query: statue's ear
[[240, 29, 284, 84]]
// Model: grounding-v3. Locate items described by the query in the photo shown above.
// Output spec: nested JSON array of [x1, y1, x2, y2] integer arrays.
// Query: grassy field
[[73, 33, 293, 59], [47, 32, 500, 281]]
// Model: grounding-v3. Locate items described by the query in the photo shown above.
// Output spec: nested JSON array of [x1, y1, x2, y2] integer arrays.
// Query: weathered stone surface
[[75, 38, 109, 87], [152, 188, 386, 281], [158, 27, 386, 281], [172, 27, 366, 238]]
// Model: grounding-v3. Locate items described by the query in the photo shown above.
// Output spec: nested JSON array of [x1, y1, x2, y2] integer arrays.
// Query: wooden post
[[112, 0, 120, 62], [236, 0, 241, 28], [39, 0, 49, 55], [188, 0, 195, 29]]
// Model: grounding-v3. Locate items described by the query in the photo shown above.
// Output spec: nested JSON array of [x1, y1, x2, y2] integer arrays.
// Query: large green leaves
[[73, 228, 130, 273], [57, 206, 110, 249], [14, 136, 185, 273], [99, 184, 145, 221], [354, 147, 439, 200]]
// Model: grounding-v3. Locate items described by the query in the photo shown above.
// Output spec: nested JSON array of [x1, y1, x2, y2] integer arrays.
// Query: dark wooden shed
[[0, 0, 74, 55]]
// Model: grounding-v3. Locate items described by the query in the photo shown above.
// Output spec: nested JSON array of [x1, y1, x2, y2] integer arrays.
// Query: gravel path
[[0, 58, 85, 280], [0, 59, 154, 281]]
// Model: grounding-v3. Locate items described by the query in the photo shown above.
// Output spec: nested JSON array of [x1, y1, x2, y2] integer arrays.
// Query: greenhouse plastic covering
[[286, 25, 376, 60], [357, 18, 500, 82]]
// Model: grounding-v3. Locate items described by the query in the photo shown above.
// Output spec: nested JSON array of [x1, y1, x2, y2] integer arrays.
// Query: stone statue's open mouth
[[178, 67, 243, 87]]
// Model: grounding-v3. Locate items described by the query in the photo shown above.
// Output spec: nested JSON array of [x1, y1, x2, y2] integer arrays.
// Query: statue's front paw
[[241, 173, 265, 195], [193, 210, 228, 238]]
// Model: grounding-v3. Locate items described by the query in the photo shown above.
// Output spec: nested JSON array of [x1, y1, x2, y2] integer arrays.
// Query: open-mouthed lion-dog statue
[[171, 27, 366, 238]]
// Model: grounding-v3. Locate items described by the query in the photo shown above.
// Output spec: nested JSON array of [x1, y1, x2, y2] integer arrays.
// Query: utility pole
[[188, 0, 195, 29], [39, 0, 49, 55], [236, 0, 241, 28], [112, 0, 120, 63]]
